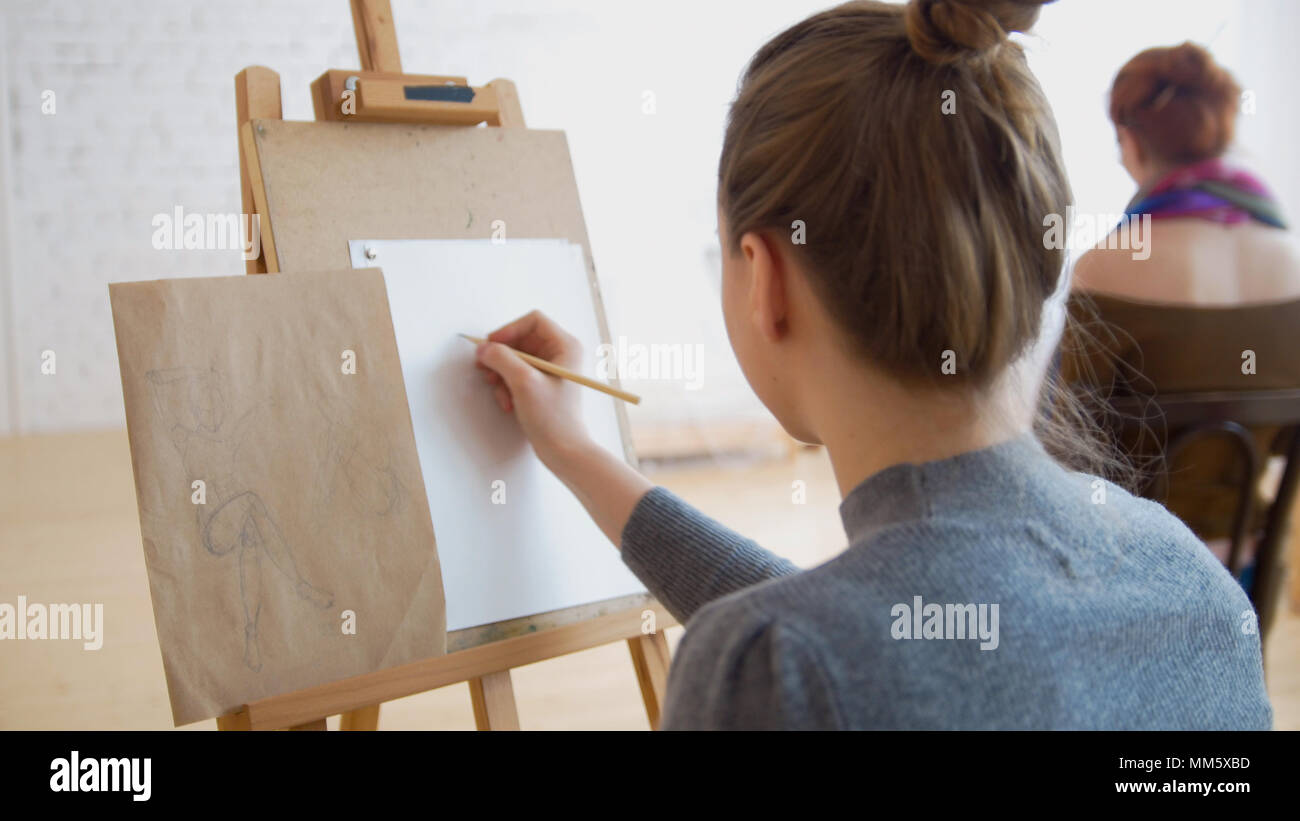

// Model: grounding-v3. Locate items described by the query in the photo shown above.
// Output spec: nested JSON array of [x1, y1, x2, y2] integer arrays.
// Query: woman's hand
[[473, 310, 597, 471], [473, 309, 653, 548]]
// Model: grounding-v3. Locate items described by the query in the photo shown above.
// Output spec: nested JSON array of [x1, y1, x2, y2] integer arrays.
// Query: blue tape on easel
[[404, 85, 476, 103]]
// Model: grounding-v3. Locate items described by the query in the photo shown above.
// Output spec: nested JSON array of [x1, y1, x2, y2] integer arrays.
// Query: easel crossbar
[[222, 604, 673, 730]]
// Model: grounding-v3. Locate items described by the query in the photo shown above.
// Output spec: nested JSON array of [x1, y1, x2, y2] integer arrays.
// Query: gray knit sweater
[[619, 434, 1273, 729]]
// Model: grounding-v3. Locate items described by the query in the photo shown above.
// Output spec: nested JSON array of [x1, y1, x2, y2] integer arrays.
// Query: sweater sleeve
[[619, 486, 799, 624], [657, 598, 843, 730]]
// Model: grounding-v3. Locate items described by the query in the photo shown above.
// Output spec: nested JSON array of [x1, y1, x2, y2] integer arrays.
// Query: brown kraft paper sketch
[[109, 269, 445, 725]]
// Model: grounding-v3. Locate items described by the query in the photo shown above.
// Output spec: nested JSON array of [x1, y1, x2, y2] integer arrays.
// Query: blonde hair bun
[[905, 0, 1051, 64]]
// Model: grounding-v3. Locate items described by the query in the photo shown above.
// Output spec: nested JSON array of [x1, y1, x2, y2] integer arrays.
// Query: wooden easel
[[221, 0, 674, 731]]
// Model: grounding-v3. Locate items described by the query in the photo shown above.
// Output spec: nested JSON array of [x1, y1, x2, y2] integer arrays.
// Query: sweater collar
[[837, 432, 1049, 543]]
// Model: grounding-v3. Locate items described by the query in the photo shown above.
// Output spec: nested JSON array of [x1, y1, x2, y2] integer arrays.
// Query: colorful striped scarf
[[1123, 157, 1287, 229]]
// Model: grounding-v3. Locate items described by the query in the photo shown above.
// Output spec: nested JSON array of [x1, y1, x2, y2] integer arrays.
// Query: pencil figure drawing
[[146, 366, 334, 673]]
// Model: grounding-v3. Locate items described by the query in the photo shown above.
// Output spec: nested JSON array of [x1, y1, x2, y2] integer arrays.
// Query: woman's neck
[[808, 367, 1032, 499]]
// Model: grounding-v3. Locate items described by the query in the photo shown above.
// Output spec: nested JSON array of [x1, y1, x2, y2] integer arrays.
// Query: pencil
[[460, 334, 642, 405]]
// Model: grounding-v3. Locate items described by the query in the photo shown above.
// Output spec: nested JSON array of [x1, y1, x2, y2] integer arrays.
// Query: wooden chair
[[1109, 389, 1300, 653]]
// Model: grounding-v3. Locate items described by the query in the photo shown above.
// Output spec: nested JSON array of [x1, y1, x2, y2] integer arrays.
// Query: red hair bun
[[1109, 42, 1241, 164]]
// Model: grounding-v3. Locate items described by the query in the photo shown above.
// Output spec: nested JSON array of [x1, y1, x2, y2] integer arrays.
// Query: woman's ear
[[739, 230, 789, 343]]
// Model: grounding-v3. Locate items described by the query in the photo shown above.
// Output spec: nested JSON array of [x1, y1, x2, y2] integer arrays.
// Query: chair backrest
[[1107, 389, 1300, 644]]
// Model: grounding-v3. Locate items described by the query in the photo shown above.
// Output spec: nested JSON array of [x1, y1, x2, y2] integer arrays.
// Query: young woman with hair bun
[[474, 1, 1272, 729]]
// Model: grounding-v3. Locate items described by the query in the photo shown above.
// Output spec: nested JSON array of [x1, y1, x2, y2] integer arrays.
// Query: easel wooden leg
[[351, 0, 402, 73], [628, 632, 671, 730], [288, 718, 328, 730], [468, 671, 520, 730], [339, 704, 381, 731], [215, 712, 249, 731], [234, 66, 282, 275]]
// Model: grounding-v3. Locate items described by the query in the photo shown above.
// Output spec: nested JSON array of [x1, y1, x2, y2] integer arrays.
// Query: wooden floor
[[1, 429, 1296, 729]]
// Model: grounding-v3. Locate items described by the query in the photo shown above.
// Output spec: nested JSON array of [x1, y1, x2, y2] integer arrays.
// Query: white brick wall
[[4, 0, 357, 432]]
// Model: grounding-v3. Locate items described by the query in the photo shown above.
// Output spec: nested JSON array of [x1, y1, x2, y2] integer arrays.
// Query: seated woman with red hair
[[1066, 42, 1300, 589]]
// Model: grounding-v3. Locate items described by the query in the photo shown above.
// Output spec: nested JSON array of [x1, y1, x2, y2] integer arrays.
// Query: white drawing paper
[[350, 239, 646, 631]]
